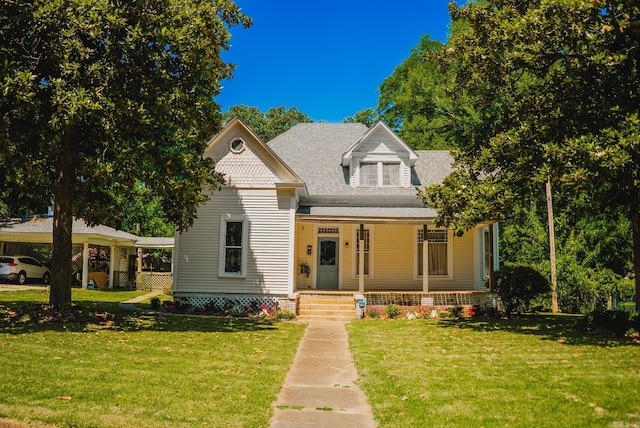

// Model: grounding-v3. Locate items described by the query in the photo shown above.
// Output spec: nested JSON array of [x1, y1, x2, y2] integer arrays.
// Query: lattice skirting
[[112, 271, 172, 291], [364, 292, 497, 308], [136, 273, 172, 291], [174, 293, 298, 313]]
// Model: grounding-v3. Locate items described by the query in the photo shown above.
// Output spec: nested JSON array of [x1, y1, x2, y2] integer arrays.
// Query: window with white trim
[[360, 163, 378, 186], [219, 216, 247, 277], [382, 162, 400, 186], [417, 229, 449, 277], [355, 227, 371, 277], [358, 161, 401, 186]]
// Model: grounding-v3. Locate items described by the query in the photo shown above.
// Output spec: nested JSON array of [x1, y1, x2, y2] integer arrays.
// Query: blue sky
[[216, 1, 456, 123]]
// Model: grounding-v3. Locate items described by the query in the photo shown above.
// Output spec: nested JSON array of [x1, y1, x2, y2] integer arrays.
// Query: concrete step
[[299, 298, 354, 305], [299, 308, 355, 317], [298, 294, 357, 320], [300, 302, 355, 310], [297, 314, 355, 321]]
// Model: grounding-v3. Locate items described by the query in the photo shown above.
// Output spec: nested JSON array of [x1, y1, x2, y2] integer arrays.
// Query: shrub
[[495, 265, 550, 315], [384, 304, 402, 319], [577, 310, 640, 336], [366, 308, 381, 318], [444, 305, 463, 319], [274, 310, 296, 320], [150, 297, 161, 311]]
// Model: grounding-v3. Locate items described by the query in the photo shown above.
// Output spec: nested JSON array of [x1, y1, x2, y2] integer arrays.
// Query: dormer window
[[359, 161, 401, 187]]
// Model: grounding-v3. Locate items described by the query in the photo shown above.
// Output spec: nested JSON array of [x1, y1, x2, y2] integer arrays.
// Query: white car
[[0, 255, 51, 285]]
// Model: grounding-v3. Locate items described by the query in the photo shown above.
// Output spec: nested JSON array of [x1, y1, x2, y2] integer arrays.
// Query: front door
[[316, 238, 339, 289]]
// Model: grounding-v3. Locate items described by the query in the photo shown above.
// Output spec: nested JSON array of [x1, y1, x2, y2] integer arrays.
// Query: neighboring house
[[0, 216, 173, 290], [173, 117, 499, 313]]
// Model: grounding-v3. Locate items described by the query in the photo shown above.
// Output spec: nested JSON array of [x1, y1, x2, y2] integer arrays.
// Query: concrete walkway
[[118, 290, 163, 313], [270, 320, 377, 428]]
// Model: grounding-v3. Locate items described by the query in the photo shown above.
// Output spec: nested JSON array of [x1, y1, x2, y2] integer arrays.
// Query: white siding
[[174, 188, 293, 295]]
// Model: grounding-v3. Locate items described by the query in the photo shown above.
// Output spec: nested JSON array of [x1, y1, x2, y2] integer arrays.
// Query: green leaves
[[0, 0, 251, 305]]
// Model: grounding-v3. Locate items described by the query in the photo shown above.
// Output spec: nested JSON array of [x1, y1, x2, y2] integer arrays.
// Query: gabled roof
[[267, 123, 453, 200], [341, 121, 418, 167], [205, 116, 306, 191]]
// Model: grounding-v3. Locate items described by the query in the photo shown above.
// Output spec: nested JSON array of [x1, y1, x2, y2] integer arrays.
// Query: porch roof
[[0, 216, 139, 246], [296, 206, 438, 224], [134, 236, 174, 249]]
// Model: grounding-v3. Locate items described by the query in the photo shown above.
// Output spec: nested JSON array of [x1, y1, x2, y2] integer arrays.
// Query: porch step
[[297, 294, 356, 321]]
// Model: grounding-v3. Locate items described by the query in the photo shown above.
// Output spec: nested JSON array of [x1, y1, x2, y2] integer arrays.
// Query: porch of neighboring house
[[112, 237, 174, 291], [0, 216, 172, 291], [293, 219, 499, 320]]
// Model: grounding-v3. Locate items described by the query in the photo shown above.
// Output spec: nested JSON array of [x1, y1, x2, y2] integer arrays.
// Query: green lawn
[[0, 289, 305, 428], [347, 316, 640, 428]]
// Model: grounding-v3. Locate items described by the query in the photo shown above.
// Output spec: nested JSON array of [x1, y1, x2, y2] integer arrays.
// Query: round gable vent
[[230, 138, 245, 154]]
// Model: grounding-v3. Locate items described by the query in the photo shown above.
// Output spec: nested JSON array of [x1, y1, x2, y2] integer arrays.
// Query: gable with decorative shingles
[[213, 139, 281, 187], [204, 117, 302, 189]]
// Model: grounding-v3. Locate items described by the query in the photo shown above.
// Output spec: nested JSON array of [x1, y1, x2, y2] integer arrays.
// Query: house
[[0, 216, 173, 290], [173, 117, 498, 316]]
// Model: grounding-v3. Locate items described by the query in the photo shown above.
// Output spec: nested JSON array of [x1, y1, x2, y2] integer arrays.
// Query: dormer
[[342, 121, 418, 188]]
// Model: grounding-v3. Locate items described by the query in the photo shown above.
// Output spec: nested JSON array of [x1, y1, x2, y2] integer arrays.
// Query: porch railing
[[364, 291, 496, 308]]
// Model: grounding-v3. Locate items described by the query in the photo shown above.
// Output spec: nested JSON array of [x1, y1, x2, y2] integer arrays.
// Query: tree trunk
[[631, 210, 640, 313], [49, 129, 77, 308], [546, 178, 559, 313]]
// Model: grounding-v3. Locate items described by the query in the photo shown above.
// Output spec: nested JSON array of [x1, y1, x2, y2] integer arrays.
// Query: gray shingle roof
[[0, 216, 172, 248], [267, 123, 453, 209], [0, 216, 138, 241], [297, 206, 438, 221]]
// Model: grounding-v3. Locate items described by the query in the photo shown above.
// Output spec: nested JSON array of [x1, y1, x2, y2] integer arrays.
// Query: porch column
[[422, 225, 429, 292], [488, 223, 495, 292], [108, 245, 115, 289], [81, 243, 89, 289], [358, 224, 365, 293], [137, 248, 142, 273]]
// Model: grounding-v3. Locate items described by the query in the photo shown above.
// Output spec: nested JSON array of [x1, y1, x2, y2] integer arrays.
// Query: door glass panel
[[320, 240, 336, 266]]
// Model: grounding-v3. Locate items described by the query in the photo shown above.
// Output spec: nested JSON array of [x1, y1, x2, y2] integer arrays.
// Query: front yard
[[2, 289, 639, 427], [0, 289, 305, 428], [347, 316, 640, 427]]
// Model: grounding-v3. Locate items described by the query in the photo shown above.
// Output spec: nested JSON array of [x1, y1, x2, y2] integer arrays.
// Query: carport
[[0, 215, 138, 289]]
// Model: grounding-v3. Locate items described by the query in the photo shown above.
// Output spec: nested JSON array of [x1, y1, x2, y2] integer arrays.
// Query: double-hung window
[[219, 216, 247, 277], [359, 161, 401, 186], [417, 229, 450, 277], [359, 163, 378, 186]]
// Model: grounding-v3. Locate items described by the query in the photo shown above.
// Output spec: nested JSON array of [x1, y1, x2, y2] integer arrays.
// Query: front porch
[[294, 221, 498, 294], [296, 289, 497, 320]]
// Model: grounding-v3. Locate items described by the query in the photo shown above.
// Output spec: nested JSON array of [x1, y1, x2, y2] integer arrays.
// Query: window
[[382, 163, 400, 186], [417, 229, 449, 277], [219, 216, 247, 277], [355, 227, 370, 277], [481, 224, 499, 280], [359, 161, 401, 186], [359, 163, 378, 186]]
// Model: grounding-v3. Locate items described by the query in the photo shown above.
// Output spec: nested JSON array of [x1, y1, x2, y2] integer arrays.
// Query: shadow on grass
[[0, 300, 281, 335], [436, 314, 639, 348]]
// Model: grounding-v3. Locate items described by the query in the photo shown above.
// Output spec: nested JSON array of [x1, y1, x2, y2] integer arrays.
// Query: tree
[[376, 34, 474, 150], [420, 0, 640, 310], [0, 1, 251, 307], [343, 108, 378, 127], [223, 105, 312, 141]]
